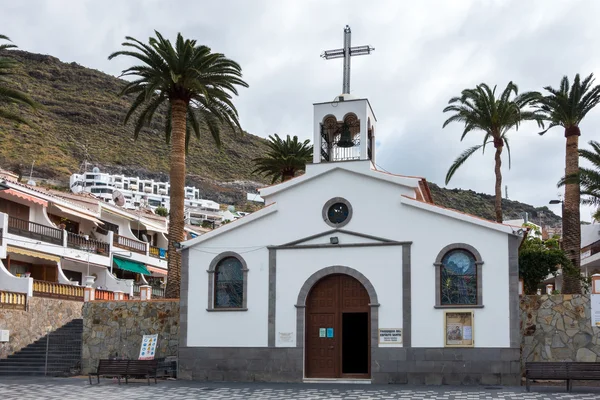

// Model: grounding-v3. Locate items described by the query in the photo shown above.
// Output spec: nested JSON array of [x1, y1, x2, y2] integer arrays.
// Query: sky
[[2, 0, 600, 221]]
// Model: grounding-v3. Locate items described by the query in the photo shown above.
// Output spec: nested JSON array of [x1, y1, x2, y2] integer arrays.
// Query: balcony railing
[[0, 289, 27, 310], [33, 280, 84, 301], [66, 232, 110, 256], [133, 283, 165, 299], [94, 289, 115, 300], [149, 246, 168, 259], [8, 216, 63, 245], [113, 234, 146, 254]]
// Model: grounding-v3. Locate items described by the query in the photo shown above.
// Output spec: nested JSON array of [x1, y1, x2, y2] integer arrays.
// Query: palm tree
[[559, 140, 600, 207], [443, 82, 542, 222], [0, 34, 37, 124], [109, 31, 248, 298], [253, 134, 313, 183], [533, 74, 600, 294]]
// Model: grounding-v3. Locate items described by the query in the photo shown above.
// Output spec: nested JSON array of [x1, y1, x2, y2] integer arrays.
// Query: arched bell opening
[[319, 114, 361, 162]]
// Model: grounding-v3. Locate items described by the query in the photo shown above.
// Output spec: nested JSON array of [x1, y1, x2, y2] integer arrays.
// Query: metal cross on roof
[[321, 25, 375, 95]]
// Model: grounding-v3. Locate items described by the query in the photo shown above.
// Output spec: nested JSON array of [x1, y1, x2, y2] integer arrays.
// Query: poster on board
[[444, 311, 474, 347], [591, 294, 600, 327], [138, 334, 158, 360]]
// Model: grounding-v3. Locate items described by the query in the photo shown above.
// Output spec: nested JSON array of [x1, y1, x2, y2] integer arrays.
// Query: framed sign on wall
[[444, 311, 474, 347]]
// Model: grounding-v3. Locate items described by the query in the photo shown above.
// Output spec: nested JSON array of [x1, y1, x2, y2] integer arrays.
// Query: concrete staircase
[[0, 319, 82, 376]]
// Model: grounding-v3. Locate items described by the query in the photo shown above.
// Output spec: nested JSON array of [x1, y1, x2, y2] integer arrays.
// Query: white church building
[[178, 28, 522, 385]]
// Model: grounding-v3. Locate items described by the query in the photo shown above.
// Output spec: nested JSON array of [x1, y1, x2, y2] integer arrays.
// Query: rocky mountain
[[0, 50, 561, 224]]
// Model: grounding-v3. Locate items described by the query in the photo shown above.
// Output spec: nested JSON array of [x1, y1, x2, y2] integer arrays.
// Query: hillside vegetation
[[0, 50, 560, 224], [0, 50, 270, 184]]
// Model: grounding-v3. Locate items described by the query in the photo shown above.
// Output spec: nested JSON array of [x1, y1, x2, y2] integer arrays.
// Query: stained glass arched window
[[440, 249, 477, 305], [214, 257, 244, 308]]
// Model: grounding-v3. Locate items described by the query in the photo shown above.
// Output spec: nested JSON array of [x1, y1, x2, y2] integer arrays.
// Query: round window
[[322, 198, 352, 227], [327, 203, 349, 224]]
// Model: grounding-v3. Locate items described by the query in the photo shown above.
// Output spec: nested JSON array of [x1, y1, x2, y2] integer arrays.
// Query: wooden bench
[[567, 362, 600, 391], [124, 359, 159, 385], [525, 362, 600, 392], [88, 359, 159, 385], [89, 359, 129, 385]]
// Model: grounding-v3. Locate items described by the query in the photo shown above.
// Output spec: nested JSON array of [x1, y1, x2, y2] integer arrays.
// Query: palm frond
[[445, 144, 484, 185]]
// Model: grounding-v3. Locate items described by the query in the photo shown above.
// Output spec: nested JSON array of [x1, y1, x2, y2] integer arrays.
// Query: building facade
[[179, 93, 522, 385], [0, 172, 177, 303]]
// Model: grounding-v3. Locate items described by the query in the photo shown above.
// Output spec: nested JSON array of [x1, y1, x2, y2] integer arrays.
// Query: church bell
[[337, 122, 354, 148]]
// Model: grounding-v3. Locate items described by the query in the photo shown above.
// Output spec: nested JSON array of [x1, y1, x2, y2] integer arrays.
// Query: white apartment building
[[69, 168, 220, 213]]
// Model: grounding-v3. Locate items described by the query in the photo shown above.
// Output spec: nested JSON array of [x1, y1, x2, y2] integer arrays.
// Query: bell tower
[[314, 25, 376, 165]]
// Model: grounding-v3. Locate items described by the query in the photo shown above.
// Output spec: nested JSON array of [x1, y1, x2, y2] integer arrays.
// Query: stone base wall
[[178, 346, 520, 385], [82, 300, 179, 374], [0, 297, 83, 359], [521, 294, 600, 364]]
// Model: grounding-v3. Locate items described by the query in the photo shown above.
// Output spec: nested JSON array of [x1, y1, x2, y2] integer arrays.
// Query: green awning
[[113, 257, 150, 276]]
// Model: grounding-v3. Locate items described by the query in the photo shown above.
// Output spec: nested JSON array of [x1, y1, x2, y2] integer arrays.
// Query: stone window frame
[[207, 251, 249, 312], [322, 197, 353, 228], [433, 243, 484, 309]]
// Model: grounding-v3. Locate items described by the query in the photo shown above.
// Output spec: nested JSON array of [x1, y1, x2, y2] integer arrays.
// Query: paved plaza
[[0, 378, 600, 400]]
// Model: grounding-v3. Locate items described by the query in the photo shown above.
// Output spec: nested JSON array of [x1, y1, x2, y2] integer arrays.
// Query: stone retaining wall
[[81, 300, 179, 374], [0, 297, 83, 359], [520, 294, 600, 364]]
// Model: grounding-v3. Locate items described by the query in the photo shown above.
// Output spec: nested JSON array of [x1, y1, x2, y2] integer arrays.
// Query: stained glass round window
[[327, 202, 349, 224]]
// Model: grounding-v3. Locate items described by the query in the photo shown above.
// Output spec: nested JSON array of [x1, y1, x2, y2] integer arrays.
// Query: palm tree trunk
[[494, 143, 503, 223], [562, 129, 581, 294], [282, 168, 295, 182], [164, 99, 188, 299]]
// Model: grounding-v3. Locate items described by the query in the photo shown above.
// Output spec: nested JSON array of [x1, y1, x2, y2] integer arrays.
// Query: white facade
[[179, 93, 522, 384]]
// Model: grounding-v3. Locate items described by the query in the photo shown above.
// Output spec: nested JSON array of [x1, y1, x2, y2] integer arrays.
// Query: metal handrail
[[66, 232, 109, 255], [8, 216, 63, 245]]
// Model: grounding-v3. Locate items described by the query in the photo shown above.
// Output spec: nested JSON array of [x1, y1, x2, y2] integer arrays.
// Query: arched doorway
[[305, 274, 370, 379]]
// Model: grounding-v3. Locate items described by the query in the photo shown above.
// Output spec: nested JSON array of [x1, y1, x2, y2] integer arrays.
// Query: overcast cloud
[[2, 0, 600, 220]]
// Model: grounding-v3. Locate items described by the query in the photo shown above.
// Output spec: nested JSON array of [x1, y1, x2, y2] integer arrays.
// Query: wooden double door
[[305, 274, 370, 379]]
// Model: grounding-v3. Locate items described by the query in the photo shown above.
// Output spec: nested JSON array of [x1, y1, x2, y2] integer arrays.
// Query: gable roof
[[259, 161, 430, 200], [181, 203, 278, 248], [400, 195, 522, 235]]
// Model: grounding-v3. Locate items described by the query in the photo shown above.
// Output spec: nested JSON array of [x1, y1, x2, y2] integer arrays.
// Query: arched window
[[440, 250, 477, 305], [207, 252, 248, 311], [434, 244, 484, 308], [214, 257, 244, 308]]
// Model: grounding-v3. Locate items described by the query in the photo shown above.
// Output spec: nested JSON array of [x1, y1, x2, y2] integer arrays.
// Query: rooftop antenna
[[27, 159, 36, 186]]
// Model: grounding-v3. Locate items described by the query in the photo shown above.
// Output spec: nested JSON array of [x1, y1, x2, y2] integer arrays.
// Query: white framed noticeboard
[[138, 334, 158, 360], [378, 328, 402, 344], [591, 294, 600, 327]]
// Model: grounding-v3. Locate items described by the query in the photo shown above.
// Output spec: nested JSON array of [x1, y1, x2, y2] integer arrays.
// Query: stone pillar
[[84, 286, 95, 302], [139, 285, 152, 300], [114, 290, 124, 300]]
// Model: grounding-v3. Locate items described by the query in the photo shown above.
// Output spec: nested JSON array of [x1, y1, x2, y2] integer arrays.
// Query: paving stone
[[0, 378, 599, 400]]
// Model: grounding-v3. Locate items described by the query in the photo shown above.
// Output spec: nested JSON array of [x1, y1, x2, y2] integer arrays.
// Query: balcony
[[33, 280, 84, 301], [113, 233, 146, 255], [8, 216, 63, 246], [149, 245, 168, 260], [0, 289, 27, 310], [94, 288, 115, 300], [66, 232, 109, 256], [133, 283, 165, 299]]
